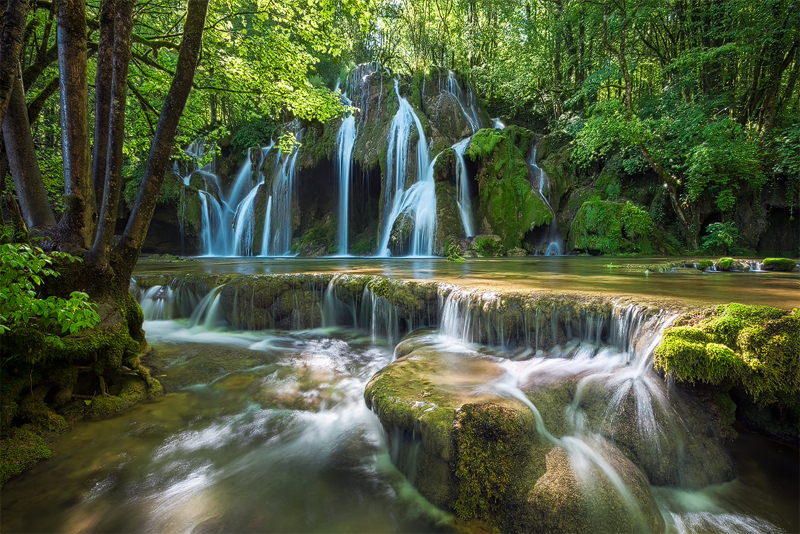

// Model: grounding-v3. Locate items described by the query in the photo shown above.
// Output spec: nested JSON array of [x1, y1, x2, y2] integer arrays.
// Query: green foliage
[[445, 240, 465, 262], [701, 222, 740, 255], [654, 304, 799, 408], [569, 200, 654, 255], [0, 240, 100, 355], [231, 117, 279, 157], [774, 123, 800, 210], [762, 258, 798, 272], [470, 236, 503, 258]]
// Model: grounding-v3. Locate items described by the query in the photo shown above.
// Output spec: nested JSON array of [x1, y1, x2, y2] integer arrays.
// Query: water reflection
[[136, 256, 799, 309]]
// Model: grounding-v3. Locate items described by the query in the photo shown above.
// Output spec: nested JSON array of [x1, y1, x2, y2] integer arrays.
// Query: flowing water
[[378, 81, 434, 257], [2, 260, 797, 533]]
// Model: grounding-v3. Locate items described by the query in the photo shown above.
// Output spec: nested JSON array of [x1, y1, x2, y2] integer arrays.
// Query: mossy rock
[[366, 335, 666, 533], [470, 235, 503, 257], [219, 274, 332, 330], [654, 304, 800, 426], [467, 129, 552, 249], [716, 257, 734, 271], [761, 258, 798, 271], [568, 199, 655, 255], [87, 376, 163, 418], [0, 426, 51, 485]]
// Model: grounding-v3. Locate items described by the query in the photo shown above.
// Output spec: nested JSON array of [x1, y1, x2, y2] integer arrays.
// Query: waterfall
[[262, 128, 302, 256], [378, 81, 432, 257], [336, 116, 356, 255], [452, 138, 475, 237], [491, 117, 506, 129], [183, 130, 306, 257], [528, 143, 562, 255], [440, 70, 482, 133], [139, 285, 174, 321]]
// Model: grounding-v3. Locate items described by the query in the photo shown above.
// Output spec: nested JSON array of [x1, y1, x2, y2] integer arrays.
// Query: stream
[[1, 257, 797, 533]]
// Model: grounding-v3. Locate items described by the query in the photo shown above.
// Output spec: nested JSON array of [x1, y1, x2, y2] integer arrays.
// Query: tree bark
[[0, 0, 29, 126], [88, 0, 134, 267], [26, 75, 58, 123], [114, 0, 209, 279], [2, 73, 56, 229], [56, 0, 93, 249], [91, 0, 115, 214]]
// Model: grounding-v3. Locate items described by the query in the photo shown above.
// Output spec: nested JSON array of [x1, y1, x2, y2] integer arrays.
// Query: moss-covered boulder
[[467, 129, 552, 250], [366, 336, 666, 533], [470, 234, 504, 257], [654, 304, 800, 443], [0, 426, 52, 484], [761, 257, 798, 271], [568, 199, 655, 255]]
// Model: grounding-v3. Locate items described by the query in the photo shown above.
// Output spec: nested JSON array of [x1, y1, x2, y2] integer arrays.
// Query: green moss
[[466, 129, 552, 249], [471, 235, 504, 257], [351, 220, 378, 255], [0, 427, 51, 485], [717, 257, 734, 271], [762, 258, 797, 271], [453, 403, 528, 526], [654, 304, 800, 408], [568, 199, 655, 255], [87, 377, 163, 418], [291, 215, 337, 256]]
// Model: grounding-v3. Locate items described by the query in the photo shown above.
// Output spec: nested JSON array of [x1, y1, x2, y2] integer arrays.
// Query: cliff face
[[125, 66, 798, 258]]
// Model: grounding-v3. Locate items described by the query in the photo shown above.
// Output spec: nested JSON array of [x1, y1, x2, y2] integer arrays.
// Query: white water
[[439, 71, 482, 134], [452, 138, 475, 237], [528, 143, 562, 255], [262, 126, 302, 256], [378, 81, 433, 257], [336, 116, 356, 255]]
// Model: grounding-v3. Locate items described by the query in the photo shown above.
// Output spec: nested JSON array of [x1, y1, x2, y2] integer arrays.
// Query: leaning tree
[[0, 0, 210, 436]]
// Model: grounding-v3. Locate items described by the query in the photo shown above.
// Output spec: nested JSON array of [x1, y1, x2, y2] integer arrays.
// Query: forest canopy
[[1, 0, 798, 252]]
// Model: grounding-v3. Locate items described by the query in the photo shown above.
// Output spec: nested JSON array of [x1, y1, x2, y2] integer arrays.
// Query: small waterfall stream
[[452, 138, 475, 237], [528, 143, 563, 255], [378, 81, 434, 257]]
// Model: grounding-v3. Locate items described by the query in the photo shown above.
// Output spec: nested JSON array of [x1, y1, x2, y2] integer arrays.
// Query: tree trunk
[[2, 73, 55, 229], [55, 0, 93, 249], [0, 0, 29, 126], [26, 75, 58, 123], [114, 0, 209, 280], [91, 0, 115, 214], [88, 0, 135, 267]]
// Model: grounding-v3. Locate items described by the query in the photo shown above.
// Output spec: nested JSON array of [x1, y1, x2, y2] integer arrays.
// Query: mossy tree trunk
[[0, 0, 29, 125]]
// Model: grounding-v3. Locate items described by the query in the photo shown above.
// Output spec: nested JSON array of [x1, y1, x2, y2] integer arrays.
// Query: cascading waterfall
[[378, 81, 434, 257], [262, 126, 302, 256], [336, 116, 356, 255], [528, 143, 563, 255], [333, 63, 382, 256], [452, 138, 475, 237], [440, 71, 483, 238], [491, 117, 506, 129], [440, 70, 482, 133]]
